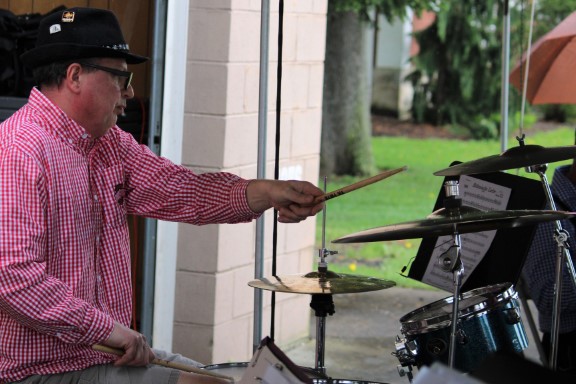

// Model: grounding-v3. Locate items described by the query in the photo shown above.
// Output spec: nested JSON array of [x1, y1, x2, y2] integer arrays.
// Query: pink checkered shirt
[[0, 88, 258, 382]]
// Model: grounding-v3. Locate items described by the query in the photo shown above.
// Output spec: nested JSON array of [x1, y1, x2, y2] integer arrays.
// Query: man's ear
[[66, 63, 83, 93]]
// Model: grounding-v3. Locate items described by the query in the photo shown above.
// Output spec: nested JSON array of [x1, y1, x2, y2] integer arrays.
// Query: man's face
[[77, 58, 134, 138]]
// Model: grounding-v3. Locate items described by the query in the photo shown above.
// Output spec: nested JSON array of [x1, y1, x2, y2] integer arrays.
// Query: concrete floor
[[282, 286, 544, 384]]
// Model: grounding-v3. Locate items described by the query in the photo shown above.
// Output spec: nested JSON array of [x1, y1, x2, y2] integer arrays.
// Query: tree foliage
[[408, 0, 504, 138], [409, 0, 576, 137], [330, 0, 437, 20]]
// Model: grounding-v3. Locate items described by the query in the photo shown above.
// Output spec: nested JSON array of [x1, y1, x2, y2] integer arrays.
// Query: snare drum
[[202, 362, 389, 383], [397, 283, 528, 373]]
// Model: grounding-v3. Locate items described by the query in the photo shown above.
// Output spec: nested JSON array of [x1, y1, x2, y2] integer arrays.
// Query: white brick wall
[[170, 1, 327, 364]]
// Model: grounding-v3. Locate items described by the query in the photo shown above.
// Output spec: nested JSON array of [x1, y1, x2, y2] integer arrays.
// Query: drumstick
[[314, 166, 407, 203], [92, 344, 234, 381]]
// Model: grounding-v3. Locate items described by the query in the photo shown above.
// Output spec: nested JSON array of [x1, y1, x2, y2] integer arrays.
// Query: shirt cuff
[[231, 179, 262, 221], [76, 307, 115, 346]]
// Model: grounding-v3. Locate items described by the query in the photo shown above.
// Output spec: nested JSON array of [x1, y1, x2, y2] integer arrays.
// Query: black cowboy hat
[[20, 7, 148, 68]]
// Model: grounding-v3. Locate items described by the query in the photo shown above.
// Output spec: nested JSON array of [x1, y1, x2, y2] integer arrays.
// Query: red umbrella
[[510, 11, 576, 105]]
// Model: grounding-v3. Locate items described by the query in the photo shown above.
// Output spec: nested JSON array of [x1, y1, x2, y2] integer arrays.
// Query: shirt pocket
[[98, 164, 128, 228]]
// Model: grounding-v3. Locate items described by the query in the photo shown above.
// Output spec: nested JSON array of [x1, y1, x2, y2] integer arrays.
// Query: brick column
[[171, 1, 327, 364]]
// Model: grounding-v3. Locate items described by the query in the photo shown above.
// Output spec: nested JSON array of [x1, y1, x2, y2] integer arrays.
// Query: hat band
[[102, 43, 130, 51]]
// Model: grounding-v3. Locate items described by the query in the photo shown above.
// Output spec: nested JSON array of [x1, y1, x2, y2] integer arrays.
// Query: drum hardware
[[331, 169, 568, 379], [433, 143, 576, 177], [394, 336, 417, 381], [525, 162, 575, 371], [249, 179, 395, 381], [433, 137, 576, 371], [310, 293, 334, 375], [394, 283, 528, 381], [248, 177, 395, 295], [436, 180, 465, 370], [504, 306, 523, 325], [332, 199, 571, 377], [331, 208, 572, 243], [247, 272, 395, 295], [313, 196, 333, 378], [455, 328, 468, 345]]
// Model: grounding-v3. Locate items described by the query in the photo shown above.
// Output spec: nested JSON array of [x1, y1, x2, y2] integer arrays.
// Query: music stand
[[408, 167, 546, 291]]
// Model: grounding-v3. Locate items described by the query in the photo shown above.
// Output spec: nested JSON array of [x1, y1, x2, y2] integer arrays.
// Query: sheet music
[[421, 175, 512, 291], [240, 337, 310, 384]]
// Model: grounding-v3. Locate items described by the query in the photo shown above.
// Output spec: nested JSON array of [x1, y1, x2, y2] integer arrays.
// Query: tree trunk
[[321, 8, 374, 177]]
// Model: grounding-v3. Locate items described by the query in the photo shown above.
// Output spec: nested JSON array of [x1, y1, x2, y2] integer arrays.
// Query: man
[[0, 7, 324, 384], [522, 132, 576, 374]]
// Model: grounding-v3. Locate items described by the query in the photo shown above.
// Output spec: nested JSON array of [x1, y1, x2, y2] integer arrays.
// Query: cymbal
[[248, 271, 396, 294], [332, 207, 574, 243], [434, 144, 576, 176]]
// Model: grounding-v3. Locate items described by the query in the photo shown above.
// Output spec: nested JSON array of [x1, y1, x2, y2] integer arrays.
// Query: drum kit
[[238, 140, 576, 383]]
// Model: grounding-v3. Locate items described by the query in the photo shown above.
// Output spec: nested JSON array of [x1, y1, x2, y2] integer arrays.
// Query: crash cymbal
[[332, 207, 574, 243], [434, 144, 576, 176], [248, 270, 396, 294]]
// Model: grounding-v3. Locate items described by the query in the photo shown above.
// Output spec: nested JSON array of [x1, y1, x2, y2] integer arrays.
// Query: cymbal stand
[[310, 293, 335, 375], [527, 163, 576, 370], [438, 180, 465, 369], [309, 177, 337, 374]]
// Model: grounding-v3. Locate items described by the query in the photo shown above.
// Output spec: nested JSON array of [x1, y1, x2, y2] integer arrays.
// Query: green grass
[[316, 126, 575, 290]]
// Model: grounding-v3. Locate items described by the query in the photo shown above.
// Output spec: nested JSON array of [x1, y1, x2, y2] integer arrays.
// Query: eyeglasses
[[80, 62, 133, 90]]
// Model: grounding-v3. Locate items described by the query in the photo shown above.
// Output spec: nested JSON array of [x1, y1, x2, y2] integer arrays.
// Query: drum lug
[[393, 335, 418, 365], [394, 336, 417, 382], [397, 364, 414, 382], [406, 339, 418, 356], [456, 328, 468, 345], [504, 307, 522, 324]]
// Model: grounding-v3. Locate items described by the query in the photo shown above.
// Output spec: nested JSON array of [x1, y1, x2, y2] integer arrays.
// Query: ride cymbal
[[332, 208, 574, 243], [248, 271, 395, 294], [434, 144, 576, 176]]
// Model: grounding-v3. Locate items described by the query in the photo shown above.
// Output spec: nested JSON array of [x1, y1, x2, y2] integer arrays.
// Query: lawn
[[316, 126, 575, 290]]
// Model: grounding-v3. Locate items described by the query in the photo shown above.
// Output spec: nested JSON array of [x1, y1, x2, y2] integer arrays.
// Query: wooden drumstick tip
[[314, 165, 407, 204]]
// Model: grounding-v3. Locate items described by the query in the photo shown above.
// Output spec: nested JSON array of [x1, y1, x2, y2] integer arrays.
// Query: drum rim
[[203, 361, 328, 380], [203, 363, 388, 383], [202, 361, 249, 370], [312, 380, 389, 383], [399, 282, 518, 335]]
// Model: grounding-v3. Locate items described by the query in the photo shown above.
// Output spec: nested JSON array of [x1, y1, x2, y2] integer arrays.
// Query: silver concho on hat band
[[103, 44, 130, 51]]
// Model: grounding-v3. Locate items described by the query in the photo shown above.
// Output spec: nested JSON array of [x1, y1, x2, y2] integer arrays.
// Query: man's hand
[[246, 180, 324, 223], [103, 322, 155, 366]]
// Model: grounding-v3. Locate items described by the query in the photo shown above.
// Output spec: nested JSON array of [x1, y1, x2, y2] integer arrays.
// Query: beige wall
[[171, 1, 327, 364]]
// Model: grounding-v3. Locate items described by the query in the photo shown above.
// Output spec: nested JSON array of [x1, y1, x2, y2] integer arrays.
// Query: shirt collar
[[28, 87, 96, 153]]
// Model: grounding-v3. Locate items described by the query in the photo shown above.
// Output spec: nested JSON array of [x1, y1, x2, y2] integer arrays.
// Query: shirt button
[[81, 133, 88, 139], [93, 195, 98, 201], [68, 139, 73, 144]]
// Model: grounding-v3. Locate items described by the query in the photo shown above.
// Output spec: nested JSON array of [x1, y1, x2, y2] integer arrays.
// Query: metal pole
[[536, 169, 576, 369], [140, 0, 167, 342], [253, 0, 270, 351], [500, 0, 510, 152]]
